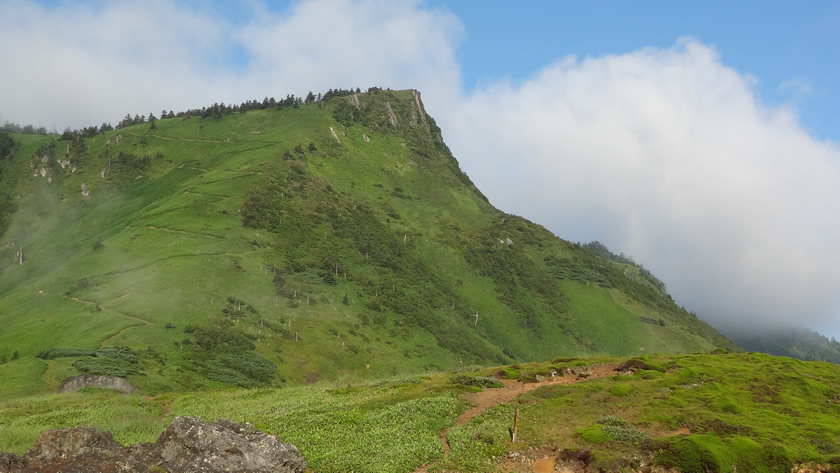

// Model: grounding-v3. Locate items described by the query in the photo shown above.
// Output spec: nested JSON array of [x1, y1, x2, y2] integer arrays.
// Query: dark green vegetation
[[2, 352, 840, 472], [0, 89, 737, 397], [731, 326, 840, 364]]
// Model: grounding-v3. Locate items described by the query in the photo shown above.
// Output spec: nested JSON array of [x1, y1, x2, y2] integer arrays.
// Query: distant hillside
[[729, 326, 840, 364], [0, 89, 736, 396], [582, 240, 840, 366]]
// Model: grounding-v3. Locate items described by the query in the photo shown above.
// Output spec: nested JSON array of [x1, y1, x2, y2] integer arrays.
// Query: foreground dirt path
[[413, 364, 617, 472], [458, 363, 616, 431]]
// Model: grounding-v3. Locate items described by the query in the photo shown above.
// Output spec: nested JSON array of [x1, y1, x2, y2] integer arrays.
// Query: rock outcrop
[[58, 374, 139, 395], [0, 416, 307, 473], [385, 101, 399, 127]]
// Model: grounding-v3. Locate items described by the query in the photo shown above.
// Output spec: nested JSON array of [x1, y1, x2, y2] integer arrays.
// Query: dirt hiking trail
[[414, 363, 617, 473]]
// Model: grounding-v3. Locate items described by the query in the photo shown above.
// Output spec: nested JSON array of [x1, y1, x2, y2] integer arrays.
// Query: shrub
[[518, 366, 556, 383], [597, 416, 631, 427], [94, 346, 139, 364], [193, 326, 255, 353], [696, 419, 753, 436], [602, 425, 650, 445], [201, 351, 276, 387], [583, 417, 651, 446], [609, 385, 634, 397], [36, 348, 94, 360], [220, 352, 276, 383], [654, 436, 724, 473], [577, 425, 608, 444], [450, 374, 503, 389], [497, 366, 520, 379], [73, 357, 138, 377], [616, 357, 666, 372]]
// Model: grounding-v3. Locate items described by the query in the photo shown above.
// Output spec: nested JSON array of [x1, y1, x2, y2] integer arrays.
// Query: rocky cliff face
[[0, 416, 307, 473]]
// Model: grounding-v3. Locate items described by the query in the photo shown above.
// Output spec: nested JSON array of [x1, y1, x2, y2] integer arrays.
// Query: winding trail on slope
[[130, 224, 223, 240], [83, 251, 229, 280], [41, 360, 59, 390], [124, 131, 225, 144], [43, 295, 152, 388], [413, 364, 617, 473], [101, 318, 148, 346], [63, 294, 153, 346], [125, 130, 289, 146]]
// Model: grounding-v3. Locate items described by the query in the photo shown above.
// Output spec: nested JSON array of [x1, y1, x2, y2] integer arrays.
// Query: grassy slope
[[2, 352, 839, 473], [0, 90, 735, 397]]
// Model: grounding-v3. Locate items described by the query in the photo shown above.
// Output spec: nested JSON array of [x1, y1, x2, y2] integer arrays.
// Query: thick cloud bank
[[444, 40, 840, 333], [1, 1, 839, 335]]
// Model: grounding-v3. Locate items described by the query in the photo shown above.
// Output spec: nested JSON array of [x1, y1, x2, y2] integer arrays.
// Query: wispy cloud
[[778, 77, 814, 102]]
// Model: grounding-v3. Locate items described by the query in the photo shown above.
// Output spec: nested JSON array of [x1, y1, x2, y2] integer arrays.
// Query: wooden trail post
[[511, 404, 519, 442]]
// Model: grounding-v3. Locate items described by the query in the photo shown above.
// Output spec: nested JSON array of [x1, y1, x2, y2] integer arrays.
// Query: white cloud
[[232, 0, 463, 109], [0, 1, 234, 128], [443, 39, 840, 333], [0, 0, 461, 129]]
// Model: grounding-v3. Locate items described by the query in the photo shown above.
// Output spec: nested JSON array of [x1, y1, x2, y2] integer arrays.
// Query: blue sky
[[438, 1, 840, 142], [3, 0, 840, 338]]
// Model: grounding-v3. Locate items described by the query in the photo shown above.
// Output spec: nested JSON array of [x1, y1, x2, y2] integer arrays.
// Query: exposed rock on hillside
[[58, 374, 139, 395], [0, 416, 307, 473], [385, 101, 399, 127]]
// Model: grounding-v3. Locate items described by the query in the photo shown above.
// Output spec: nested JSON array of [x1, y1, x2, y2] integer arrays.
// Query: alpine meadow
[[2, 89, 840, 472]]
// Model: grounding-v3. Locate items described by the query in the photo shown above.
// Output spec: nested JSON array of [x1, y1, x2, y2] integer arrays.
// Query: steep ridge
[[0, 89, 736, 395]]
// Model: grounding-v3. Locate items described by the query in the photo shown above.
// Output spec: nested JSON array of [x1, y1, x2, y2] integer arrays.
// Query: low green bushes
[[73, 346, 140, 377], [450, 374, 503, 389], [36, 348, 94, 360], [655, 435, 792, 473]]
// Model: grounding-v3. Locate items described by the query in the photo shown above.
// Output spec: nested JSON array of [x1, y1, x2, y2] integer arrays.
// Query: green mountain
[[0, 89, 736, 396]]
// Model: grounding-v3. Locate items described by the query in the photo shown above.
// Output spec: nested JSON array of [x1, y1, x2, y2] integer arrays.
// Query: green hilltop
[[0, 89, 735, 396]]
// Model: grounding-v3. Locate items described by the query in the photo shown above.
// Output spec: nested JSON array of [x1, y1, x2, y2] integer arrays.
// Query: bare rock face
[[0, 416, 307, 473], [0, 426, 143, 473], [385, 101, 399, 128], [58, 374, 139, 395], [147, 417, 307, 472]]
